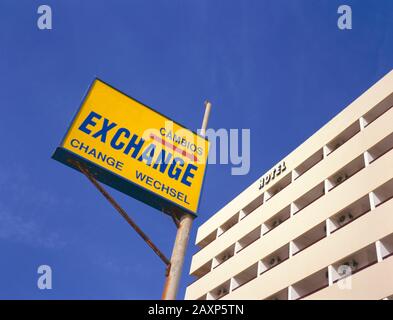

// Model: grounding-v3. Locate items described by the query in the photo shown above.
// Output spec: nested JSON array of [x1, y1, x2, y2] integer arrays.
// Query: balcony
[[365, 132, 393, 165], [293, 148, 324, 181], [325, 120, 361, 156], [291, 222, 326, 256], [208, 280, 231, 300], [265, 288, 288, 300], [371, 178, 393, 208], [240, 193, 264, 220], [331, 243, 378, 283], [259, 244, 289, 275], [197, 229, 217, 249], [325, 155, 365, 192], [262, 205, 290, 235], [290, 268, 329, 300], [217, 212, 239, 237], [231, 263, 258, 291], [361, 97, 393, 128], [190, 260, 212, 281], [328, 194, 371, 234], [235, 226, 261, 253], [212, 244, 236, 269], [265, 173, 291, 202], [379, 233, 393, 260], [291, 182, 325, 216]]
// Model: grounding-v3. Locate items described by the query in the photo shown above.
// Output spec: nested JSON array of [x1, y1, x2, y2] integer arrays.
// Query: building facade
[[185, 70, 393, 300]]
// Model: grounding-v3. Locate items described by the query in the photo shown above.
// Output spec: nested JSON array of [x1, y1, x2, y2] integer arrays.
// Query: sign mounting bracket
[[74, 161, 171, 269]]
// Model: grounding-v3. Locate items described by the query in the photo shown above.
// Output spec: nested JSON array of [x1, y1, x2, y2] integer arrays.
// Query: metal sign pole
[[162, 101, 212, 300]]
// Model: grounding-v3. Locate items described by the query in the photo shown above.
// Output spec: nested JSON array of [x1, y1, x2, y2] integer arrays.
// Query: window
[[291, 222, 326, 256], [325, 155, 365, 192], [293, 148, 324, 180], [325, 120, 361, 156]]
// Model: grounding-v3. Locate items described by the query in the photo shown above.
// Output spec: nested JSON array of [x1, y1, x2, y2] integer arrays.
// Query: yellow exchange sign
[[52, 79, 209, 216]]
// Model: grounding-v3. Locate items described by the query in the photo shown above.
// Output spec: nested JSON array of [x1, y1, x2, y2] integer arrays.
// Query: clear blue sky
[[0, 0, 392, 299]]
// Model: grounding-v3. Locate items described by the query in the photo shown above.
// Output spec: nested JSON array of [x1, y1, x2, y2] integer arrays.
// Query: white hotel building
[[185, 70, 393, 300]]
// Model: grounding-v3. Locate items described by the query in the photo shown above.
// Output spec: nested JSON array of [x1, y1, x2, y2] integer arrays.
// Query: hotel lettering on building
[[186, 70, 393, 300]]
